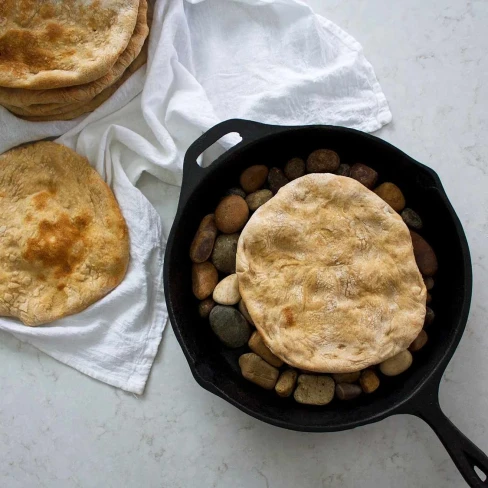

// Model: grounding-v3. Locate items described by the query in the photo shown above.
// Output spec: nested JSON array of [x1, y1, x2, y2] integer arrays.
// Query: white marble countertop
[[1, 1, 487, 487]]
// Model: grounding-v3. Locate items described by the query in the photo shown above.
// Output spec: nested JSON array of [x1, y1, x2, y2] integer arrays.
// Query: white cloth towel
[[0, 0, 392, 394]]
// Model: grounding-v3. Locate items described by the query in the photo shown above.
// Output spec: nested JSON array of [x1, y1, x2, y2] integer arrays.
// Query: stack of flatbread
[[0, 0, 150, 121]]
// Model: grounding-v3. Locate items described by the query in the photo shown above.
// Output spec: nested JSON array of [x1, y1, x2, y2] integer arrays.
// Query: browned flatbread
[[5, 40, 148, 120], [0, 0, 140, 89], [0, 142, 130, 326], [0, 0, 149, 109], [236, 174, 426, 373]]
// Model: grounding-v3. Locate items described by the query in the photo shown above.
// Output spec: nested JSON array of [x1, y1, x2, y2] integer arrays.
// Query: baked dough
[[0, 142, 130, 326], [0, 0, 139, 89], [7, 42, 148, 121], [236, 174, 426, 372], [0, 0, 149, 111]]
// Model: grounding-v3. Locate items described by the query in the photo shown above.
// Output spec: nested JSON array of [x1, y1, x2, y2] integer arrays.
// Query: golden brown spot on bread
[[283, 307, 295, 327], [33, 190, 56, 210], [39, 4, 56, 19], [25, 214, 33, 223], [88, 3, 116, 30], [0, 0, 117, 76], [57, 283, 66, 291], [118, 221, 128, 238], [23, 213, 87, 279], [0, 29, 57, 72], [73, 214, 92, 230], [45, 23, 65, 42], [0, 0, 11, 18], [109, 257, 128, 278], [46, 179, 57, 194]]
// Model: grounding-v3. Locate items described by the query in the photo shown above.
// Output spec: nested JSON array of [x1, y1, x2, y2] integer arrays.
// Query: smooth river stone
[[211, 233, 239, 274], [215, 195, 249, 233], [350, 163, 378, 189], [239, 352, 279, 389], [240, 165, 269, 193], [410, 230, 438, 276], [192, 262, 218, 300], [306, 149, 340, 173], [213, 274, 241, 305], [209, 306, 251, 348], [294, 375, 335, 405]]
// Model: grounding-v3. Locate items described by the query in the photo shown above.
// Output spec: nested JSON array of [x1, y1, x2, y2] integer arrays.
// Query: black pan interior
[[165, 126, 471, 431]]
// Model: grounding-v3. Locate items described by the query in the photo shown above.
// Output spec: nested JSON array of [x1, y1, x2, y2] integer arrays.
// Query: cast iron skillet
[[164, 118, 488, 487]]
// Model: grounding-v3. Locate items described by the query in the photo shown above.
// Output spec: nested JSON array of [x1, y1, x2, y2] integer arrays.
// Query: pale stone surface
[[1, 2, 488, 487]]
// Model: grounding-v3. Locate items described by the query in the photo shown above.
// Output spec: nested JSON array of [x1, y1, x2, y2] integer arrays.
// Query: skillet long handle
[[415, 399, 488, 487]]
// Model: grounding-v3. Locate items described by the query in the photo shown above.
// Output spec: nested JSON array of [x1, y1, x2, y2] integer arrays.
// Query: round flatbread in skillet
[[236, 173, 426, 373], [0, 142, 130, 326], [0, 0, 139, 89]]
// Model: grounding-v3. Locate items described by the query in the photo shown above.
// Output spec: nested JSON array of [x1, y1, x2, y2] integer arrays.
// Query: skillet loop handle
[[181, 119, 273, 205], [184, 118, 270, 170], [417, 400, 488, 487]]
